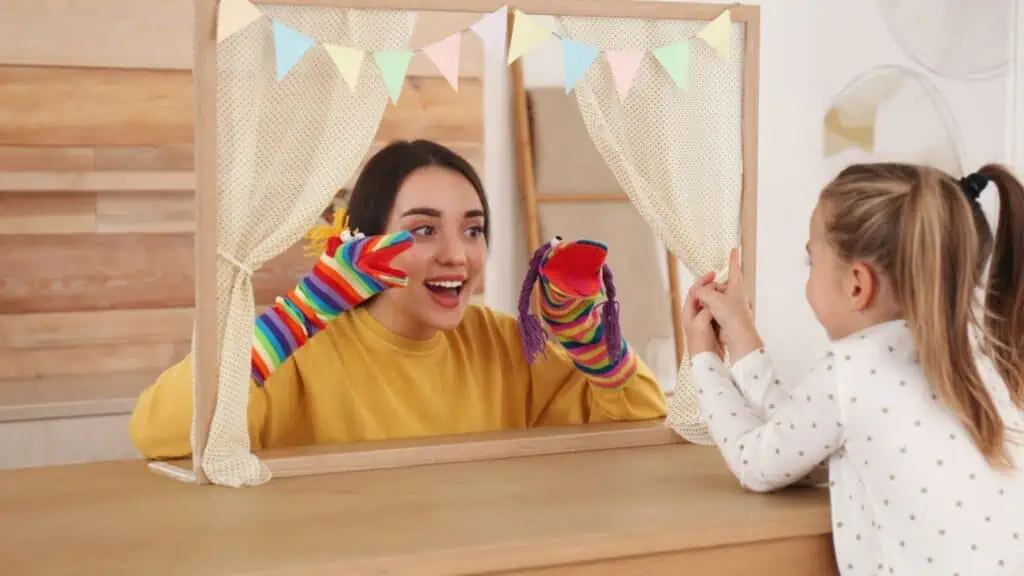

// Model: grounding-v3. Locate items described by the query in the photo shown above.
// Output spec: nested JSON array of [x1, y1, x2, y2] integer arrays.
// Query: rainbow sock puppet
[[251, 213, 414, 386], [517, 237, 638, 389]]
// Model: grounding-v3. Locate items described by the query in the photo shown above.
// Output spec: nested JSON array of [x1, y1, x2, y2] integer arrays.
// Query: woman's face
[[373, 165, 488, 337]]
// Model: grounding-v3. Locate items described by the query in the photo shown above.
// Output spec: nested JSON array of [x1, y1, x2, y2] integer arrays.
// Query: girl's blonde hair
[[819, 162, 1024, 469]]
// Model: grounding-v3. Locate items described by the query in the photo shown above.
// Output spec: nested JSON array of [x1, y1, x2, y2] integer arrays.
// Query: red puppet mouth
[[540, 239, 608, 298], [355, 235, 414, 283]]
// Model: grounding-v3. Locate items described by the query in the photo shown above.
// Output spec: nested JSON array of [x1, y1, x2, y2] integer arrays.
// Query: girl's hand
[[693, 248, 763, 359], [682, 271, 725, 360]]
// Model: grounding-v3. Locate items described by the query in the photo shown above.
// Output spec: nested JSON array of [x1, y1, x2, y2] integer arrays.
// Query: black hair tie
[[958, 172, 989, 202]]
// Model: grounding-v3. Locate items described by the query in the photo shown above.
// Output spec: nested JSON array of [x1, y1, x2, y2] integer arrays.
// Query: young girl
[[682, 163, 1024, 574], [129, 140, 666, 459]]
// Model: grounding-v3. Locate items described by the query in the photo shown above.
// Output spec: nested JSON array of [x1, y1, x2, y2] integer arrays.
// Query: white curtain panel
[[557, 16, 745, 444], [196, 7, 413, 487]]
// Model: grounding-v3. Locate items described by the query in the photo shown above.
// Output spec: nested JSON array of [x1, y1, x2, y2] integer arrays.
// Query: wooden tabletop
[[0, 444, 831, 575]]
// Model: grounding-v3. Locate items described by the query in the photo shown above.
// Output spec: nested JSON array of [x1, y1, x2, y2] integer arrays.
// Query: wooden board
[[0, 66, 482, 148], [0, 340, 191, 381], [0, 67, 194, 147], [0, 191, 98, 235], [0, 146, 195, 172], [0, 233, 314, 314], [0, 308, 194, 350], [0, 371, 161, 416], [0, 444, 833, 574]]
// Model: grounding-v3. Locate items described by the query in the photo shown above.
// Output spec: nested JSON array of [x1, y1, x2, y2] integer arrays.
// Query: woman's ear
[[847, 261, 878, 312]]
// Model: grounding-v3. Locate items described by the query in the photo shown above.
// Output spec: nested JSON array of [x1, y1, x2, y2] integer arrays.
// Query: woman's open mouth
[[424, 277, 465, 309]]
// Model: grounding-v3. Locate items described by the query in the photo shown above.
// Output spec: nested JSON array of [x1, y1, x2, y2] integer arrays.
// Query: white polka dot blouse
[[692, 319, 1024, 575]]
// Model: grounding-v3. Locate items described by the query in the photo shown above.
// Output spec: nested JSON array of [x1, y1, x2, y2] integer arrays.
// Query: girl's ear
[[847, 261, 878, 312]]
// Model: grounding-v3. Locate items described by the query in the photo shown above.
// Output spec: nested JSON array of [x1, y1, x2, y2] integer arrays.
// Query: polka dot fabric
[[692, 320, 1024, 574]]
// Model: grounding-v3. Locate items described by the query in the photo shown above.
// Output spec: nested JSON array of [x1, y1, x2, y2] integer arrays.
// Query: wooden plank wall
[[0, 4, 485, 468]]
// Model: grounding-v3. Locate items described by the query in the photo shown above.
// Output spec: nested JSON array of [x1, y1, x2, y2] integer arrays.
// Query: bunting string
[[216, 0, 734, 103]]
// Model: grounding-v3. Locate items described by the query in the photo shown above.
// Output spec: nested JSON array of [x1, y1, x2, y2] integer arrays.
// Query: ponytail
[[977, 164, 1024, 409], [821, 162, 1019, 470], [894, 169, 1016, 468]]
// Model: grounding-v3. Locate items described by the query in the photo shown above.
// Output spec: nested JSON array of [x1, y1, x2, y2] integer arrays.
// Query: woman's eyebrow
[[400, 207, 441, 218], [464, 209, 485, 219]]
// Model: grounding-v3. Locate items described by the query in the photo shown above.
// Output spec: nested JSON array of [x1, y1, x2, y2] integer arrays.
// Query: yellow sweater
[[128, 305, 667, 459]]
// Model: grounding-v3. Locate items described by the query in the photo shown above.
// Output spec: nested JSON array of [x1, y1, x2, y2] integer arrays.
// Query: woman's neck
[[364, 295, 439, 341]]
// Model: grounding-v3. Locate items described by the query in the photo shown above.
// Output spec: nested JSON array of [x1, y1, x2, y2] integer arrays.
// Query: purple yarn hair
[[518, 241, 554, 363], [600, 263, 623, 364]]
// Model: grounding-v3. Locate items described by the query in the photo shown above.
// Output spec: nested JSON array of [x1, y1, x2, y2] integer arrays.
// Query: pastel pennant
[[507, 9, 553, 64], [697, 9, 732, 59], [324, 45, 365, 91], [217, 0, 264, 43], [272, 20, 316, 81], [423, 33, 462, 91], [374, 50, 414, 104], [605, 50, 644, 100], [560, 39, 599, 93], [653, 41, 691, 90], [470, 5, 509, 61]]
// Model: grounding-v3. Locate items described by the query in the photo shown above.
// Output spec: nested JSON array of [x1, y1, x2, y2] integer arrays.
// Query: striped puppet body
[[536, 241, 638, 389], [251, 231, 414, 386]]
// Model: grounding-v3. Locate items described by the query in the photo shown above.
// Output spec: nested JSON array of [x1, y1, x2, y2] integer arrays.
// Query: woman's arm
[[128, 355, 270, 459], [518, 238, 667, 423], [252, 229, 413, 385], [130, 227, 413, 458]]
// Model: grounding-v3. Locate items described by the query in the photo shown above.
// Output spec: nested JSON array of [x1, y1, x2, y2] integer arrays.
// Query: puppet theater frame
[[165, 0, 760, 486]]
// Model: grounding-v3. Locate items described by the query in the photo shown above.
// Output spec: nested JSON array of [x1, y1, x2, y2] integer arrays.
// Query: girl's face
[[805, 203, 857, 341], [369, 165, 488, 339], [805, 201, 900, 341]]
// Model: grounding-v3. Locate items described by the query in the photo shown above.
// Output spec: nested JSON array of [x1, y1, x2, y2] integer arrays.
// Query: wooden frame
[[179, 0, 759, 484]]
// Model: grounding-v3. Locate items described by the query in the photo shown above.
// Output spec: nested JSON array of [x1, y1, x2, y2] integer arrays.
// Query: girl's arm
[[691, 349, 844, 492]]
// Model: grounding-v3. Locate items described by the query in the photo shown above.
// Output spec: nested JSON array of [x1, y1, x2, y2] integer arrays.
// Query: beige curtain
[[557, 16, 745, 444], [196, 7, 413, 487]]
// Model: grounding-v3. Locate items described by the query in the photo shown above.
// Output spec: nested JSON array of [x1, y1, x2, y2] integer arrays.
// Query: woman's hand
[[682, 271, 725, 360], [693, 248, 763, 359]]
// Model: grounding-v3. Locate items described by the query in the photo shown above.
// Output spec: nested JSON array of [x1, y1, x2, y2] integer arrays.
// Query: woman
[[129, 140, 667, 459]]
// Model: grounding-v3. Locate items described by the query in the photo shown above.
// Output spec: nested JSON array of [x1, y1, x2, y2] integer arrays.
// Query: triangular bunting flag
[[653, 41, 691, 90], [272, 20, 316, 81], [470, 6, 509, 61], [324, 45, 365, 91], [560, 39, 599, 93], [217, 0, 264, 43], [507, 9, 553, 64], [697, 9, 732, 59], [605, 50, 644, 100], [374, 50, 414, 104], [423, 33, 462, 91]]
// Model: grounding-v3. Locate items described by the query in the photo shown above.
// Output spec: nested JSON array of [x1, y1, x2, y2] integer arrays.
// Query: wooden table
[[0, 444, 836, 575]]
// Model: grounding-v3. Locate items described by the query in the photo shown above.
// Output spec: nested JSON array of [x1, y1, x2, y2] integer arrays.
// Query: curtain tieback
[[218, 250, 255, 277]]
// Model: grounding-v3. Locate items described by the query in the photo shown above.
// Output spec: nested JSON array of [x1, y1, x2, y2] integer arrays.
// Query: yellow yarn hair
[[303, 207, 356, 258]]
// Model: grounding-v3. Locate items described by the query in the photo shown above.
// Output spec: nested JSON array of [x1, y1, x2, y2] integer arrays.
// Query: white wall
[[1013, 0, 1024, 173], [484, 0, 1017, 382]]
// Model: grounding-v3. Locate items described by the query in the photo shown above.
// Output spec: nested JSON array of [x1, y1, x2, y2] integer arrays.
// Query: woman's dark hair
[[344, 139, 490, 243]]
